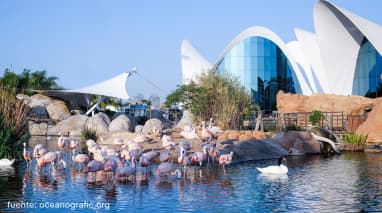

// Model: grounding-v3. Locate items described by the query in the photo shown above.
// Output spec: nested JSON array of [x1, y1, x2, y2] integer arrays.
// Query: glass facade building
[[217, 37, 301, 113], [352, 39, 382, 98]]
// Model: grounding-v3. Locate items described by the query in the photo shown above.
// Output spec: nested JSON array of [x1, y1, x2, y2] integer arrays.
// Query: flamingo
[[69, 140, 80, 151], [180, 125, 199, 140], [151, 126, 163, 137], [85, 160, 104, 183], [219, 152, 234, 174], [57, 132, 70, 150], [156, 162, 176, 182], [179, 141, 191, 151], [52, 151, 67, 170], [116, 157, 137, 182], [37, 151, 58, 171], [162, 135, 175, 150], [134, 134, 151, 143], [178, 146, 190, 178], [191, 146, 208, 167], [256, 156, 288, 175], [72, 150, 90, 170], [104, 158, 119, 180], [33, 144, 46, 160], [139, 150, 159, 173], [23, 142, 32, 168], [159, 150, 171, 163]]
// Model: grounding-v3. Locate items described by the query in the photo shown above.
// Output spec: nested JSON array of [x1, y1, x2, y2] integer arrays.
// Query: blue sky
[[0, 0, 381, 102]]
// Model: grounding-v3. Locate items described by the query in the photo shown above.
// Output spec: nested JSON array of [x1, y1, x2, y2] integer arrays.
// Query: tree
[[165, 70, 253, 129]]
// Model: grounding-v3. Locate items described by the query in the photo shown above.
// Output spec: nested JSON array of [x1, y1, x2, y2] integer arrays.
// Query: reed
[[0, 87, 29, 158]]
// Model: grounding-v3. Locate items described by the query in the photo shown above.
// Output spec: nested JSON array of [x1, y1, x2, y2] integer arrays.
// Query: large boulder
[[175, 110, 194, 129], [109, 114, 131, 132], [142, 118, 162, 134], [272, 131, 321, 155], [28, 94, 52, 108], [27, 121, 54, 136], [46, 100, 70, 121], [47, 115, 89, 136], [86, 113, 110, 136], [356, 101, 382, 143], [277, 91, 380, 115], [220, 139, 288, 162]]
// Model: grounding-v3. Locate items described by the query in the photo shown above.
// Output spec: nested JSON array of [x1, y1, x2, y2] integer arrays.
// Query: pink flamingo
[[85, 160, 104, 183], [33, 144, 46, 159], [151, 126, 163, 137], [52, 151, 67, 171], [162, 135, 175, 150], [57, 132, 70, 150], [104, 158, 119, 180], [37, 151, 58, 171], [72, 150, 90, 170], [23, 142, 32, 168], [116, 157, 137, 182], [178, 146, 190, 178], [219, 152, 234, 174]]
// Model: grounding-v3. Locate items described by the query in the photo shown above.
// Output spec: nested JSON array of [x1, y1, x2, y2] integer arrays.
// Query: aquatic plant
[[342, 133, 368, 146]]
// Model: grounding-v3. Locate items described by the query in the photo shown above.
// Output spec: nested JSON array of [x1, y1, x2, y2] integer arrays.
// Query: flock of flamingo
[[21, 122, 235, 185]]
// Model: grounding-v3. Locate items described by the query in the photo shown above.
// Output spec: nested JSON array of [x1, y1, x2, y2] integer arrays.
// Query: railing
[[245, 111, 368, 134]]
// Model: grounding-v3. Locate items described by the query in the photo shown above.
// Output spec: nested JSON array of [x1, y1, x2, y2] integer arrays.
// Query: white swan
[[0, 158, 15, 167], [256, 156, 288, 174]]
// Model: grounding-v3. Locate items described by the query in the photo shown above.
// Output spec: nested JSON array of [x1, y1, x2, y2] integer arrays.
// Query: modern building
[[181, 0, 382, 112]]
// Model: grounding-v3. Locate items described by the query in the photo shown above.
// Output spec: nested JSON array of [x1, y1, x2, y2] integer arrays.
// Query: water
[[1, 149, 382, 212]]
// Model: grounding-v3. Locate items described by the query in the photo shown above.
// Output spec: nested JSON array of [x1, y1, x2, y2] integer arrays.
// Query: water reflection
[[1, 146, 382, 212]]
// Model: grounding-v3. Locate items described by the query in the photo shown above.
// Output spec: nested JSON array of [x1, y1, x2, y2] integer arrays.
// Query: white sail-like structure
[[66, 72, 131, 100], [181, 40, 212, 84]]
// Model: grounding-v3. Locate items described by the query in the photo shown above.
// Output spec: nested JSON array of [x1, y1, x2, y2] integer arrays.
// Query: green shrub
[[82, 127, 97, 142], [342, 133, 368, 146], [309, 110, 324, 126]]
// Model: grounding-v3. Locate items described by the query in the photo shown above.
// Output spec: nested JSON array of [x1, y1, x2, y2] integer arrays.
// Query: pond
[[1, 144, 382, 212]]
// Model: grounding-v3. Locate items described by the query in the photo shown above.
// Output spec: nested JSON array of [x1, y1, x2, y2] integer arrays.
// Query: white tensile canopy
[[38, 71, 133, 108], [66, 71, 131, 100]]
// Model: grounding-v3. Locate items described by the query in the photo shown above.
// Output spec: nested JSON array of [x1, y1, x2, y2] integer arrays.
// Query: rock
[[86, 113, 110, 136], [46, 100, 70, 121], [96, 112, 111, 125], [272, 131, 321, 155], [220, 139, 288, 162], [356, 101, 382, 143], [252, 131, 267, 139], [28, 106, 49, 119], [175, 110, 194, 129], [28, 94, 52, 108], [150, 110, 172, 129], [142, 118, 162, 134], [27, 121, 53, 136], [109, 114, 131, 132], [47, 115, 88, 136], [277, 91, 380, 115]]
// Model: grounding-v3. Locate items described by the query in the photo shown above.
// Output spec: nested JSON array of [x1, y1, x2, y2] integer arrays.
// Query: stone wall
[[276, 91, 381, 115]]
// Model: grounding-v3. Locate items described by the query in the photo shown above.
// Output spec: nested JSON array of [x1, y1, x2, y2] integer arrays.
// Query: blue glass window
[[217, 36, 301, 113], [353, 38, 382, 98]]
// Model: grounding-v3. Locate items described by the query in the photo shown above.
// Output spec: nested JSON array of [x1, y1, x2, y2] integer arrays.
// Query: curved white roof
[[295, 0, 382, 95], [181, 40, 212, 84], [214, 26, 312, 95]]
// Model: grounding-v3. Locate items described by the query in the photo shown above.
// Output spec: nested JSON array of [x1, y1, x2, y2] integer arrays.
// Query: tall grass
[[342, 133, 368, 148], [82, 127, 97, 142], [0, 87, 29, 158]]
